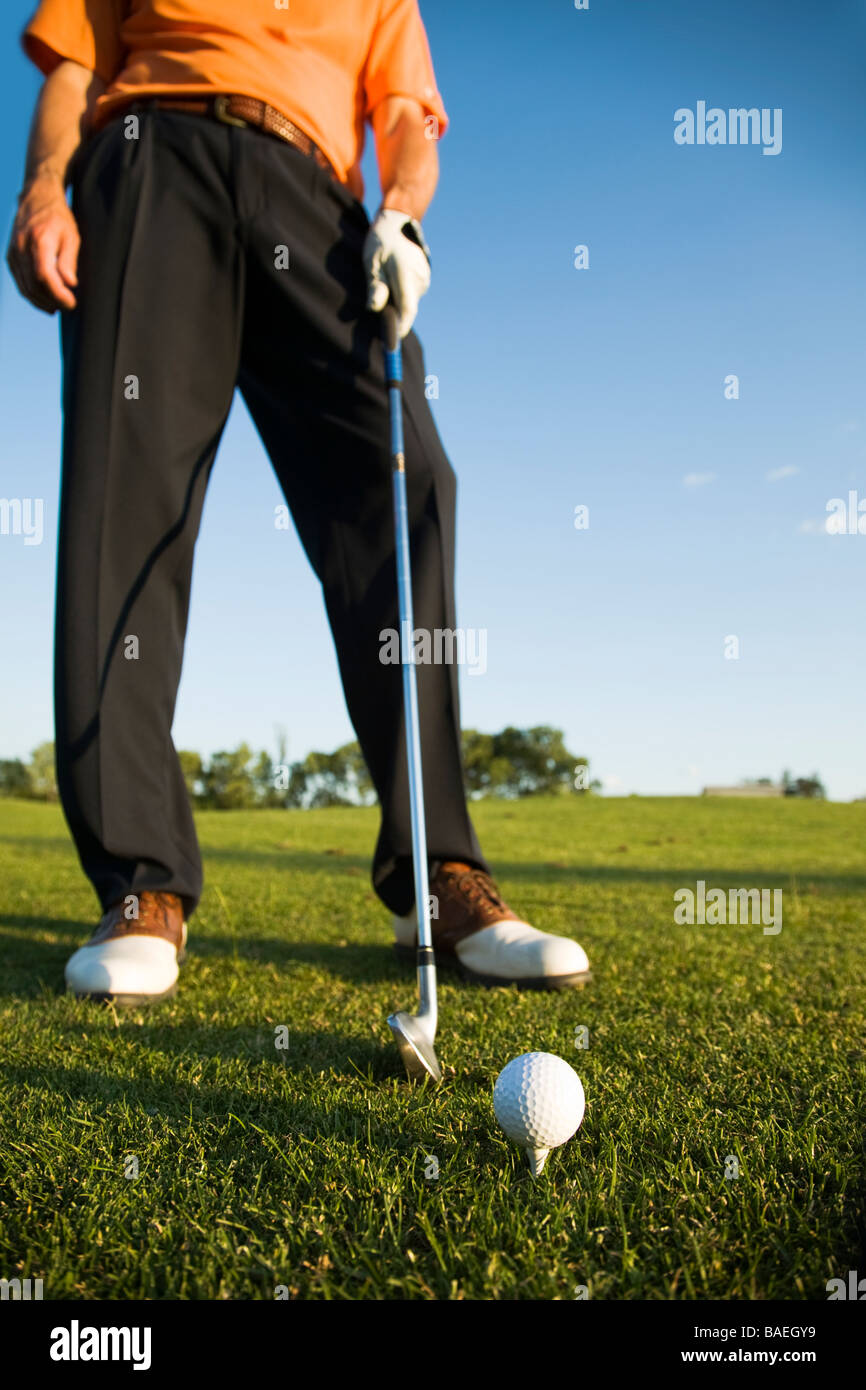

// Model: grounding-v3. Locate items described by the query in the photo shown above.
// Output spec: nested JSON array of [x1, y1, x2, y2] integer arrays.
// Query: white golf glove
[[363, 207, 431, 339]]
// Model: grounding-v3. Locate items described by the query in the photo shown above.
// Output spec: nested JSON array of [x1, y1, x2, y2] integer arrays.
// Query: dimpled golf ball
[[493, 1052, 585, 1175]]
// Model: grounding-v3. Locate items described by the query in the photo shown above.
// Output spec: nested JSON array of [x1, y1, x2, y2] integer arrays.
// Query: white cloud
[[766, 465, 800, 482], [683, 472, 716, 489]]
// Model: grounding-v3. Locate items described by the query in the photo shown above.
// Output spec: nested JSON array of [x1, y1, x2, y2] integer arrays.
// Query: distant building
[[702, 784, 785, 798]]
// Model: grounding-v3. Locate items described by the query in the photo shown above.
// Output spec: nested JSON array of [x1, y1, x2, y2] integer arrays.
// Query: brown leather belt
[[119, 94, 337, 180]]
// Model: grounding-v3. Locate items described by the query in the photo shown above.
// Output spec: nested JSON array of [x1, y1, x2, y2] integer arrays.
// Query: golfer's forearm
[[373, 97, 438, 222], [21, 60, 106, 195]]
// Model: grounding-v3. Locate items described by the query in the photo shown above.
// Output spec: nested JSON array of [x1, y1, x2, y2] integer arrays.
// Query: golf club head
[[387, 1010, 442, 1083]]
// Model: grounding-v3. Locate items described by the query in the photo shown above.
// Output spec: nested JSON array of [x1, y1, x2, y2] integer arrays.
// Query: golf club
[[382, 304, 442, 1084]]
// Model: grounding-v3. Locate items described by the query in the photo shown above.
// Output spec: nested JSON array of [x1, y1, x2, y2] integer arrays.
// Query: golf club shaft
[[383, 306, 437, 1032]]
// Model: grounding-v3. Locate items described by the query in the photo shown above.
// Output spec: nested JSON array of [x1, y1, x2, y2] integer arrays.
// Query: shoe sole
[[68, 983, 178, 1007], [393, 943, 591, 991]]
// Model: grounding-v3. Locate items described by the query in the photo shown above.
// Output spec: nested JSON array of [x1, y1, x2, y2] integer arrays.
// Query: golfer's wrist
[[381, 186, 429, 224], [19, 166, 67, 202]]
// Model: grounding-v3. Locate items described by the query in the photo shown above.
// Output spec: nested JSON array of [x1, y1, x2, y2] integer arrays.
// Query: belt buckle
[[213, 95, 248, 128]]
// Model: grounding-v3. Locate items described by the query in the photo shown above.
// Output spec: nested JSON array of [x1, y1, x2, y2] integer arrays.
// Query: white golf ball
[[493, 1052, 585, 1153]]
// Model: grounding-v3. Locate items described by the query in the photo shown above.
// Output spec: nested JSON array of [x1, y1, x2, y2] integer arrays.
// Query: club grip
[[382, 303, 400, 355]]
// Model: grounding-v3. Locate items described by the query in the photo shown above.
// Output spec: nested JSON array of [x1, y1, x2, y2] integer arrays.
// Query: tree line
[[0, 737, 829, 807], [0, 727, 595, 809]]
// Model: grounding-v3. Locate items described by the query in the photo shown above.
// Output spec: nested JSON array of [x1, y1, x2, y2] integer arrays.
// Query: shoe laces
[[132, 892, 176, 929], [440, 864, 508, 914]]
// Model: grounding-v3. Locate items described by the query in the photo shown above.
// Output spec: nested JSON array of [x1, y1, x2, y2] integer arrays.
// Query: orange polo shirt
[[22, 0, 448, 199]]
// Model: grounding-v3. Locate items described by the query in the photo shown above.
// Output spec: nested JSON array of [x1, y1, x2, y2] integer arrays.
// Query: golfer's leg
[[235, 140, 486, 914], [57, 112, 242, 915]]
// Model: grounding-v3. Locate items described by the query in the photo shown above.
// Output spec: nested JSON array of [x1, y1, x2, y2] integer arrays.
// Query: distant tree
[[780, 770, 825, 799], [250, 727, 295, 807], [201, 744, 259, 809], [28, 742, 58, 800], [252, 749, 280, 807], [0, 759, 31, 798], [286, 761, 310, 809], [461, 726, 588, 799], [342, 741, 375, 803], [293, 750, 344, 808], [787, 773, 826, 800], [285, 742, 375, 808], [178, 750, 204, 802], [462, 730, 510, 797], [499, 726, 579, 797]]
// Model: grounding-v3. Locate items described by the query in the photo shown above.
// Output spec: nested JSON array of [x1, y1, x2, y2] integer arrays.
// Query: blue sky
[[1, 0, 864, 798]]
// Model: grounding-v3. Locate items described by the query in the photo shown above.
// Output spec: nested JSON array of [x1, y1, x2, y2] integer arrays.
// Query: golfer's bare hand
[[7, 174, 80, 314]]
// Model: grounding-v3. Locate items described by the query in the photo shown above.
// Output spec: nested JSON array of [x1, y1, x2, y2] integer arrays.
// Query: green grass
[[0, 794, 864, 1300]]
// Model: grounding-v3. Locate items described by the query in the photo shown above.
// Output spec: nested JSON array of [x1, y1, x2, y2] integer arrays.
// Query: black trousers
[[56, 108, 486, 919]]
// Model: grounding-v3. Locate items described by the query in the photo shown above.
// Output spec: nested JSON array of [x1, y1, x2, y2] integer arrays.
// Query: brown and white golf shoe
[[65, 891, 187, 1005], [392, 861, 591, 989]]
